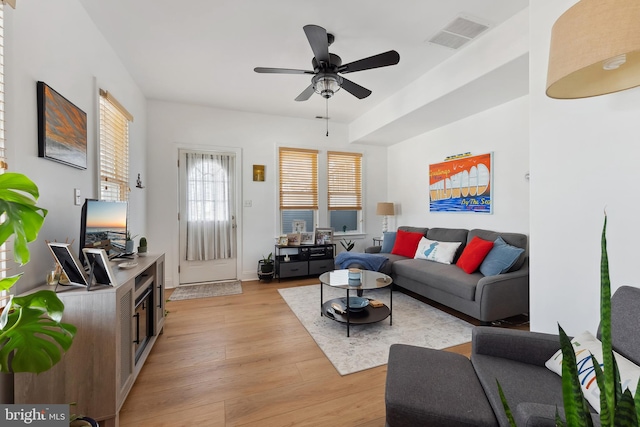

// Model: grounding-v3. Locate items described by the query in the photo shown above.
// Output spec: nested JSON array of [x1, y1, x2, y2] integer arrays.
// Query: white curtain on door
[[185, 152, 235, 261]]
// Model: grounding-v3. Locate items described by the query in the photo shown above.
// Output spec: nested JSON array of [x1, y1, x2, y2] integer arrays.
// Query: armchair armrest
[[365, 246, 382, 254], [514, 403, 601, 427], [472, 327, 561, 366]]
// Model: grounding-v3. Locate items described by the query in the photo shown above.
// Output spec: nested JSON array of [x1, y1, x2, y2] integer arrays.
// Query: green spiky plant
[[0, 172, 76, 374], [499, 216, 640, 426]]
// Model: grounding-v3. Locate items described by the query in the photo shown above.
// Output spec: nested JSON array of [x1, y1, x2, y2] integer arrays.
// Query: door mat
[[169, 280, 242, 301], [278, 284, 473, 375]]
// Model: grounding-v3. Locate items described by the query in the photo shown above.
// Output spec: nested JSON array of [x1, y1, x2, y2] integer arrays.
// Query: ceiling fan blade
[[254, 67, 315, 75], [338, 50, 400, 74], [341, 77, 372, 99], [295, 84, 315, 102], [303, 25, 330, 65]]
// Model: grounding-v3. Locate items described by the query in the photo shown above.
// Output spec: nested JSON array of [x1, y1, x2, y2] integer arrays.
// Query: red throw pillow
[[391, 229, 424, 258], [456, 236, 494, 274]]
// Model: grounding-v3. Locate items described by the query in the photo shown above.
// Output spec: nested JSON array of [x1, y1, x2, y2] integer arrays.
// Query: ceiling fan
[[254, 25, 400, 102]]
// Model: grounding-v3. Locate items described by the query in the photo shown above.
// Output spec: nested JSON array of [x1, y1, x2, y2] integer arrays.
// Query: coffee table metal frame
[[319, 269, 393, 337]]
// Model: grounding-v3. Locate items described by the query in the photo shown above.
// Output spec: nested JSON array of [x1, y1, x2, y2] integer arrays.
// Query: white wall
[[387, 95, 530, 235], [530, 2, 640, 335], [147, 100, 389, 287], [4, 0, 147, 294]]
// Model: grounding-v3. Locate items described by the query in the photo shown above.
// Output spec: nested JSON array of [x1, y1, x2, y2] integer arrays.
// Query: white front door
[[178, 149, 238, 284]]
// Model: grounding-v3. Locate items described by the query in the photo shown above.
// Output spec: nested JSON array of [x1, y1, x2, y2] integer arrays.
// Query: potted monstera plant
[[0, 172, 76, 375]]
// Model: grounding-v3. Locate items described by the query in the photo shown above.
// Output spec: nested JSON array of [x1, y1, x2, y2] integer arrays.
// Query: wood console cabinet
[[275, 244, 335, 279], [14, 253, 166, 427]]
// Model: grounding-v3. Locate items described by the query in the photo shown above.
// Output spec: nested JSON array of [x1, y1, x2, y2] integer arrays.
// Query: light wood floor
[[119, 278, 528, 427]]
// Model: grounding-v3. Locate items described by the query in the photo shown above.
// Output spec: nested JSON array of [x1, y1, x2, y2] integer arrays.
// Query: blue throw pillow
[[479, 236, 525, 276], [380, 231, 397, 253]]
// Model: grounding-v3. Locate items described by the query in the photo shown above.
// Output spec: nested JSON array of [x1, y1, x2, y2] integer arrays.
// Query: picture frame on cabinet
[[300, 232, 315, 245], [287, 233, 301, 246], [314, 228, 333, 245], [292, 220, 306, 233]]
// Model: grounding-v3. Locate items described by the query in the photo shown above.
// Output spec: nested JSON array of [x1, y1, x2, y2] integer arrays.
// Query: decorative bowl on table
[[339, 296, 369, 312]]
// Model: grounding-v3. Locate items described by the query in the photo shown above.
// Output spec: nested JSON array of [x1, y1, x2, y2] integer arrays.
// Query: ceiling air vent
[[428, 16, 490, 50]]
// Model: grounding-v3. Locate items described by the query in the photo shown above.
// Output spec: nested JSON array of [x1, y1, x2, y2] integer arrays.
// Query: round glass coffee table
[[319, 269, 393, 337]]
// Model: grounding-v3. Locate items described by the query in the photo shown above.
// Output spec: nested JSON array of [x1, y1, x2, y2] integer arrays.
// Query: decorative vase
[[125, 240, 134, 254]]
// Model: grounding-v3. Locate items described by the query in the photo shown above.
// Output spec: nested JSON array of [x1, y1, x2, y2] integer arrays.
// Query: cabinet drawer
[[278, 261, 309, 278], [309, 259, 334, 275]]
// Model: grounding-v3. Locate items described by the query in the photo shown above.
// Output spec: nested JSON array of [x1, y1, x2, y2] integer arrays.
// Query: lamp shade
[[376, 202, 395, 216], [546, 0, 640, 99]]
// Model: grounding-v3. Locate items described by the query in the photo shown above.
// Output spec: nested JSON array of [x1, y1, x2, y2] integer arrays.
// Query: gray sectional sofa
[[385, 285, 640, 426], [364, 226, 529, 323]]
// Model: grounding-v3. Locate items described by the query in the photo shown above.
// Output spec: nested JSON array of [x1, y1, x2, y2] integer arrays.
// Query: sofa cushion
[[380, 231, 396, 253], [386, 344, 498, 427], [469, 229, 528, 271], [392, 259, 480, 301], [397, 226, 428, 236], [544, 330, 640, 413], [413, 237, 462, 264], [479, 237, 525, 276], [456, 236, 494, 274], [426, 228, 468, 262], [391, 229, 423, 258]]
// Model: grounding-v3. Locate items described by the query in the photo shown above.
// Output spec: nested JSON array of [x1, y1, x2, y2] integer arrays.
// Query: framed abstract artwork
[[37, 81, 87, 169], [429, 152, 493, 214]]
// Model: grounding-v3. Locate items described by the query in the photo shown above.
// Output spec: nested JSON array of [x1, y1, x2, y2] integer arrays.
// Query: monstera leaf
[[0, 172, 47, 266], [0, 290, 76, 373], [0, 172, 74, 374]]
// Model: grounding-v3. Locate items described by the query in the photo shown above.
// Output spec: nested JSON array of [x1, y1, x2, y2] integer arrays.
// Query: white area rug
[[169, 280, 242, 301], [278, 284, 473, 375]]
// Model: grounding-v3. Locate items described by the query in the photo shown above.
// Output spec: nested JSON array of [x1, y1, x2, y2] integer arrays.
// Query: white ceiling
[[78, 0, 529, 124]]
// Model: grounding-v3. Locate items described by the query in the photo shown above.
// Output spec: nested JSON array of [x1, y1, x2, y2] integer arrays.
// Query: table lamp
[[376, 202, 395, 234]]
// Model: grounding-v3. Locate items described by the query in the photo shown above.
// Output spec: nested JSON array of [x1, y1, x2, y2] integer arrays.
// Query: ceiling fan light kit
[[313, 73, 343, 99]]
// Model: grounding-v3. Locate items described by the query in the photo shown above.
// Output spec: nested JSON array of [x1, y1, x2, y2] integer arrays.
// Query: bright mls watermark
[[0, 404, 68, 426]]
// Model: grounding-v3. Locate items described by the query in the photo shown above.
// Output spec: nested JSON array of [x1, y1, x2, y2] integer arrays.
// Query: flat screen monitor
[[79, 199, 128, 265]]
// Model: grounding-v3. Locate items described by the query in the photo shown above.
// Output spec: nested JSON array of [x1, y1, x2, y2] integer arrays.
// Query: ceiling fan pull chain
[[326, 98, 329, 137]]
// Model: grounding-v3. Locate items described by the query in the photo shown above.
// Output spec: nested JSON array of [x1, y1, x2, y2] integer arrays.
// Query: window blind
[[327, 151, 362, 210], [279, 147, 318, 210], [99, 89, 132, 202]]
